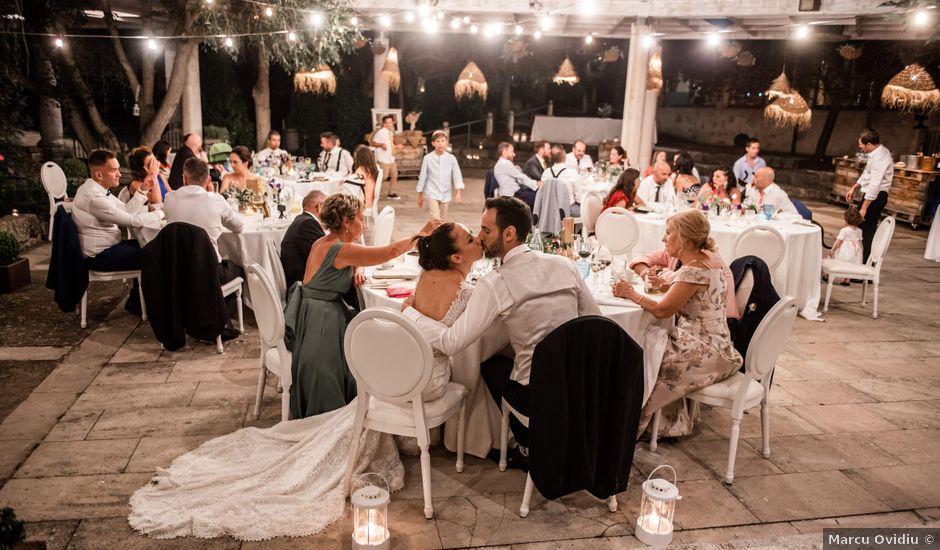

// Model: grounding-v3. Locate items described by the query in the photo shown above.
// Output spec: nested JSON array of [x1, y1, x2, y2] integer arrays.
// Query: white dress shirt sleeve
[[219, 196, 244, 233], [89, 192, 159, 228], [452, 155, 464, 190], [862, 150, 892, 200], [416, 155, 430, 193]]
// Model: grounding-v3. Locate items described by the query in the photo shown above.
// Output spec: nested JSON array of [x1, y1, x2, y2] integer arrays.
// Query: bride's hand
[[401, 295, 415, 311]]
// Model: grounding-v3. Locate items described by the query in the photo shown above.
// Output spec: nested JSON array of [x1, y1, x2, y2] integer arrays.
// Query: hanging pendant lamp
[[381, 47, 401, 92], [837, 44, 862, 61], [553, 57, 580, 85], [646, 50, 663, 91], [764, 90, 812, 130], [736, 51, 756, 67], [454, 61, 488, 100], [881, 63, 940, 114], [765, 71, 792, 100], [294, 65, 337, 95]]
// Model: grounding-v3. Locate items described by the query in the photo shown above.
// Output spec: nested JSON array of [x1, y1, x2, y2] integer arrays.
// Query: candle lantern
[[635, 465, 681, 546], [351, 473, 390, 550]]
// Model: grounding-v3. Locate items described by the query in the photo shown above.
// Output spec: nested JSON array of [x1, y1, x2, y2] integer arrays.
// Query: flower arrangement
[[222, 187, 252, 207]]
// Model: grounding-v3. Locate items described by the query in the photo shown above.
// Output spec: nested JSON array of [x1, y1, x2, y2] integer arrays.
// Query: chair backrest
[[245, 264, 287, 366], [581, 192, 604, 234], [744, 296, 798, 383], [735, 266, 754, 316], [41, 162, 68, 203], [733, 224, 786, 270], [484, 169, 499, 199], [372, 206, 395, 247], [372, 167, 384, 218], [867, 216, 895, 269], [594, 207, 638, 255], [265, 237, 288, 305], [344, 307, 435, 404]]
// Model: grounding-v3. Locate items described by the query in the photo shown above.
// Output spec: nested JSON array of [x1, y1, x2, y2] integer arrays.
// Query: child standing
[[829, 206, 864, 283], [417, 131, 463, 220]]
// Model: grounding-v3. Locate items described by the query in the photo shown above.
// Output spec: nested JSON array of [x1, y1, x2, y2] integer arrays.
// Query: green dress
[[284, 241, 357, 419]]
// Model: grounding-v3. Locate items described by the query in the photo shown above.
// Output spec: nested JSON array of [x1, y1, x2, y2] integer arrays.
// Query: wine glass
[[576, 237, 593, 280]]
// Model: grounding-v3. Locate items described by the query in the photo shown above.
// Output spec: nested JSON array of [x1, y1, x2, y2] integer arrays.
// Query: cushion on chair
[[821, 259, 875, 277], [690, 372, 763, 403], [367, 382, 467, 428]]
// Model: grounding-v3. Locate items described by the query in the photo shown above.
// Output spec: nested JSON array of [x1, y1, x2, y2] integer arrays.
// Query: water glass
[[762, 203, 775, 220]]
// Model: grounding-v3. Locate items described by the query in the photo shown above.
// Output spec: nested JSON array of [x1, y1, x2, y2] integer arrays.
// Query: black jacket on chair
[[45, 206, 88, 312], [730, 255, 780, 361], [280, 212, 325, 287], [141, 222, 228, 351], [528, 316, 645, 501]]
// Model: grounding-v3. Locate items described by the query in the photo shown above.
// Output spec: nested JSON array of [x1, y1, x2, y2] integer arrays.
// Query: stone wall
[[656, 107, 939, 158], [0, 214, 44, 249]]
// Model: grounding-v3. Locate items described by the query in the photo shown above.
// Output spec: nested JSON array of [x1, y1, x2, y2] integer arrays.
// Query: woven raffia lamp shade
[[764, 91, 812, 130], [881, 64, 940, 114], [838, 44, 862, 61], [719, 41, 741, 59], [553, 57, 580, 85], [646, 50, 663, 91], [765, 71, 792, 100], [294, 65, 336, 95], [381, 47, 401, 92], [736, 51, 756, 67], [454, 61, 488, 100]]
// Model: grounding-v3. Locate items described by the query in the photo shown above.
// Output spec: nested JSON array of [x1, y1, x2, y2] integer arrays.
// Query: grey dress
[[284, 241, 357, 419]]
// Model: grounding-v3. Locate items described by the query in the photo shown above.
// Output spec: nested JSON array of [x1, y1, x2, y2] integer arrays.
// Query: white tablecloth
[[358, 263, 668, 459], [926, 207, 940, 262], [217, 219, 291, 276], [531, 115, 622, 146], [632, 214, 823, 319], [284, 177, 344, 200]]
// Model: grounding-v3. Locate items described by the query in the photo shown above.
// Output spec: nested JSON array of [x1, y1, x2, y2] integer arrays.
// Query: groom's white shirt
[[404, 244, 601, 385]]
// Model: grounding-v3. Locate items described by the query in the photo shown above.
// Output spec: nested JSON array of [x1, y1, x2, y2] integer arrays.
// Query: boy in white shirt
[[416, 131, 464, 220], [370, 115, 400, 199]]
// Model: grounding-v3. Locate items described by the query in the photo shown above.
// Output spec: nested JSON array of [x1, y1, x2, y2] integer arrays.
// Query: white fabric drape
[[925, 208, 940, 262]]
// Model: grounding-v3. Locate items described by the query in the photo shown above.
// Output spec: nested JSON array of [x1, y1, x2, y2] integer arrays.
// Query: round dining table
[[358, 257, 671, 459]]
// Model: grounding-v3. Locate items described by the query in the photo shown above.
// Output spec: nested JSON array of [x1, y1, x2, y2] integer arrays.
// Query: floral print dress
[[639, 264, 743, 437]]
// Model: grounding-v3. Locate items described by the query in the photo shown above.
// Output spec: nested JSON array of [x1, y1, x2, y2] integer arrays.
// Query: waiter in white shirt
[[565, 140, 594, 173], [743, 167, 798, 216], [316, 132, 354, 178], [253, 130, 291, 169], [369, 115, 400, 199], [404, 197, 600, 453], [72, 149, 164, 314], [635, 161, 676, 206], [493, 142, 541, 210], [843, 129, 892, 262], [163, 157, 245, 321]]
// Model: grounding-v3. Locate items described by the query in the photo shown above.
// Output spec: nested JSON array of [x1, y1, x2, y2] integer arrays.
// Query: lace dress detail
[[129, 283, 474, 541]]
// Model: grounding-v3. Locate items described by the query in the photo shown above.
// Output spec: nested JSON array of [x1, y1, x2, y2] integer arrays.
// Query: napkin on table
[[372, 268, 419, 280], [386, 286, 414, 298]]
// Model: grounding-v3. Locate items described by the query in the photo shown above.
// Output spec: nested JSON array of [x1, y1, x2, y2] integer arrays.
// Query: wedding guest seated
[[643, 150, 667, 178], [565, 139, 593, 173], [523, 140, 551, 181], [672, 150, 700, 181], [163, 158, 245, 324], [671, 152, 700, 197], [613, 210, 742, 437], [72, 149, 164, 314], [543, 146, 581, 216], [743, 166, 798, 216], [254, 130, 291, 169], [493, 142, 540, 210], [287, 194, 441, 418], [342, 145, 378, 206], [124, 146, 167, 207], [696, 167, 741, 208], [152, 140, 172, 193], [607, 145, 629, 170], [168, 133, 201, 190], [220, 146, 253, 193], [317, 132, 353, 178], [603, 168, 640, 211], [281, 190, 327, 288], [635, 161, 675, 207]]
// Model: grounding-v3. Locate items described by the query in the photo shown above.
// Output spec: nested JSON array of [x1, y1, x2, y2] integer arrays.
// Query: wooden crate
[[830, 158, 861, 205], [831, 157, 939, 226]]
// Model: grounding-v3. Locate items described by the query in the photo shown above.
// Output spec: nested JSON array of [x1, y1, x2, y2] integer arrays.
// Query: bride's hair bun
[[417, 223, 458, 271]]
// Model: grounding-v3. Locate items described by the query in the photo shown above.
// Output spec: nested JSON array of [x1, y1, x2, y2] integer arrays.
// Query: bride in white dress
[[129, 223, 484, 541]]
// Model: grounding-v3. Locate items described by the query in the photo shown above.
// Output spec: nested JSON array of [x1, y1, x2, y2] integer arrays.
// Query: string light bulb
[[539, 14, 552, 31], [205, 0, 213, 4], [642, 34, 654, 48], [309, 12, 324, 27], [470, 24, 478, 34], [436, 11, 444, 20], [585, 34, 593, 44], [404, 11, 415, 22], [707, 32, 720, 47], [54, 37, 64, 48], [581, 0, 596, 15], [514, 24, 523, 35], [462, 16, 470, 24], [146, 37, 157, 50], [350, 16, 358, 26], [224, 36, 233, 47], [379, 14, 391, 27], [913, 9, 929, 26], [287, 31, 297, 41], [418, 3, 430, 17], [794, 24, 809, 39], [264, 6, 273, 17], [534, 29, 542, 39], [450, 18, 461, 29]]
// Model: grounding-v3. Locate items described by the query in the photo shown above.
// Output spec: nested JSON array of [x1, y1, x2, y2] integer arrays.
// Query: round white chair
[[371, 206, 395, 247], [342, 307, 468, 520], [264, 237, 288, 307], [732, 224, 786, 271], [580, 192, 604, 238], [41, 162, 71, 241], [823, 216, 895, 319], [246, 263, 292, 422], [594, 207, 638, 256]]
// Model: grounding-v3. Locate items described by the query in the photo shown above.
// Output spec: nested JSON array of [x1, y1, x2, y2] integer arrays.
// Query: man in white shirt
[[843, 129, 892, 261], [72, 149, 164, 314], [732, 137, 766, 187], [543, 146, 581, 214], [743, 167, 798, 216], [493, 142, 540, 210], [253, 130, 291, 169], [417, 131, 464, 220], [635, 161, 676, 206], [163, 158, 245, 322], [316, 132, 353, 179], [404, 196, 600, 450], [369, 115, 400, 199], [565, 140, 594, 173]]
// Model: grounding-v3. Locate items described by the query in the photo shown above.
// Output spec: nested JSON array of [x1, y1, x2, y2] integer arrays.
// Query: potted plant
[[0, 231, 30, 293]]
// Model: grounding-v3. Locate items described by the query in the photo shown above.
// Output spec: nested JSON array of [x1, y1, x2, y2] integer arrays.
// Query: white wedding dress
[[129, 283, 473, 541]]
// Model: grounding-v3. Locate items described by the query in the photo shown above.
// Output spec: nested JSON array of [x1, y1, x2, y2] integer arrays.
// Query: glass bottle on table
[[576, 236, 593, 280]]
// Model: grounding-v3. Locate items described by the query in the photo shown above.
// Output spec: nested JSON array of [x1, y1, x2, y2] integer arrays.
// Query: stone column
[[620, 23, 651, 166], [373, 33, 389, 111], [638, 89, 658, 172], [181, 46, 202, 135]]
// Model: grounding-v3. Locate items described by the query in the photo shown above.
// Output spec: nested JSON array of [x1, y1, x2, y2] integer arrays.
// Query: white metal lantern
[[351, 473, 390, 550], [635, 465, 681, 546]]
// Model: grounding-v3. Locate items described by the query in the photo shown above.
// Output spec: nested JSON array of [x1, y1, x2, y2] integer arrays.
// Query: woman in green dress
[[285, 193, 439, 418]]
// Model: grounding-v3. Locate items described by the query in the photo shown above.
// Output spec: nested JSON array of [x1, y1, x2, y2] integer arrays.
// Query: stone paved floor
[[1, 176, 939, 549]]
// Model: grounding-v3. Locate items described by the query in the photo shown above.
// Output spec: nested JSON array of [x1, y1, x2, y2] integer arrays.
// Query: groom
[[403, 196, 600, 453]]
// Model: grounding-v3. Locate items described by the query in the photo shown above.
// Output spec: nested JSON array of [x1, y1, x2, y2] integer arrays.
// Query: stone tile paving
[[0, 177, 938, 548]]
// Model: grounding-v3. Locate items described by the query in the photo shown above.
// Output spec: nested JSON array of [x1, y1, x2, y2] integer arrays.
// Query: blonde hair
[[667, 210, 716, 252], [320, 193, 363, 232]]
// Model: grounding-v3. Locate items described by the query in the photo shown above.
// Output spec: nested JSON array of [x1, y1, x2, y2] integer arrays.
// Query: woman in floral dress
[[613, 209, 742, 437]]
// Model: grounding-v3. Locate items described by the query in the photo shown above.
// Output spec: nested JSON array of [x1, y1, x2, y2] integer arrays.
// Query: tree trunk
[[34, 46, 65, 160], [140, 40, 197, 146], [60, 94, 98, 155], [252, 43, 271, 151], [139, 49, 156, 129], [813, 106, 841, 160]]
